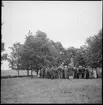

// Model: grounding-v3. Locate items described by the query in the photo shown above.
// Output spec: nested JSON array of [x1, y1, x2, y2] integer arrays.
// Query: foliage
[[8, 29, 102, 74], [1, 2, 8, 63], [8, 30, 64, 74], [8, 42, 23, 70], [84, 29, 102, 68]]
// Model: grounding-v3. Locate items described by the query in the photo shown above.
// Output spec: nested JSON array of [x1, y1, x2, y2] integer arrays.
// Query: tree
[[17, 30, 49, 76], [84, 29, 102, 68], [1, 2, 4, 54], [1, 2, 8, 64], [74, 49, 86, 67], [8, 42, 23, 76], [17, 30, 65, 76]]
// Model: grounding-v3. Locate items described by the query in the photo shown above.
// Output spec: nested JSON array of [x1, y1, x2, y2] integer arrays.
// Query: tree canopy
[[1, 2, 8, 63], [8, 29, 102, 73]]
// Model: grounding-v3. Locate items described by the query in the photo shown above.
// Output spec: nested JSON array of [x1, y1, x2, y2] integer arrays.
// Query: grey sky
[[2, 1, 102, 70]]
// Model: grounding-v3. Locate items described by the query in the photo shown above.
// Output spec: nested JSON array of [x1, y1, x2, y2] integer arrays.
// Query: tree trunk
[[36, 70, 38, 76], [64, 69, 67, 79], [31, 69, 33, 76], [17, 69, 19, 77], [27, 70, 29, 76]]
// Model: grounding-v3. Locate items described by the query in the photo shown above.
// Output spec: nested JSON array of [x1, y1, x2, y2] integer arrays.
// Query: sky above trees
[[1, 1, 102, 70]]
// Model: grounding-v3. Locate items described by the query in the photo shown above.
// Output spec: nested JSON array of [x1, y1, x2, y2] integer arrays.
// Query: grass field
[[1, 77, 102, 103]]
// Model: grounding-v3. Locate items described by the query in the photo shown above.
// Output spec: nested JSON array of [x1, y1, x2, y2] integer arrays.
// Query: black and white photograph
[[1, 1, 102, 104]]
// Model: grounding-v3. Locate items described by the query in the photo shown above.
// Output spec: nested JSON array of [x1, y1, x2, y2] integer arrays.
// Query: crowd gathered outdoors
[[37, 61, 102, 80]]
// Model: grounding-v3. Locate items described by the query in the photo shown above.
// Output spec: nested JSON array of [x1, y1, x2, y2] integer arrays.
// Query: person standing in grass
[[47, 67, 51, 79], [37, 69, 40, 77], [78, 66, 82, 79], [42, 66, 46, 78], [84, 67, 86, 79], [96, 67, 99, 78], [64, 66, 68, 79], [58, 66, 61, 79], [67, 66, 70, 79], [60, 66, 64, 79], [68, 66, 73, 79], [82, 67, 85, 79], [45, 67, 49, 78], [100, 67, 102, 77], [40, 68, 43, 77], [49, 67, 53, 79], [96, 67, 102, 78], [51, 66, 55, 79], [88, 67, 92, 79], [73, 67, 77, 79], [93, 68, 97, 78], [76, 67, 79, 79], [85, 68, 89, 79], [55, 67, 59, 79]]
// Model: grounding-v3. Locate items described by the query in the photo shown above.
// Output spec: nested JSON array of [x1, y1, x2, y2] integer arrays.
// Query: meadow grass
[[1, 77, 102, 103]]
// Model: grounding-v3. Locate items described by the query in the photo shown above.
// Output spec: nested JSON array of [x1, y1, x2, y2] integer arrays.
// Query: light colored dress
[[93, 70, 97, 78], [37, 70, 40, 77]]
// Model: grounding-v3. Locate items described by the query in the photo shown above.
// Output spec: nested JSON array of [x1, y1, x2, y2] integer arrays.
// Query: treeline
[[5, 29, 102, 76], [1, 3, 7, 62]]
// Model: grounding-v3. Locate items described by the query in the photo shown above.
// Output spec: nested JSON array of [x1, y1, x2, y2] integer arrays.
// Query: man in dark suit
[[85, 67, 89, 79], [73, 67, 77, 79], [82, 67, 85, 79], [78, 66, 82, 79]]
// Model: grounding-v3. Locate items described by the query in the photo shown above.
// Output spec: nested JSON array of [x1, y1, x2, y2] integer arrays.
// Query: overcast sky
[[2, 1, 102, 70]]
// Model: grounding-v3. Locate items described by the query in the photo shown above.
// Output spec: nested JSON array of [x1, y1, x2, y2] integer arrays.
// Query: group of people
[[37, 65, 102, 79]]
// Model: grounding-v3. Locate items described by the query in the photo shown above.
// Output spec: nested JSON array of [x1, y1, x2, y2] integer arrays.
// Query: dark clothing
[[74, 69, 77, 78], [78, 68, 82, 79], [82, 69, 85, 79], [85, 69, 89, 79], [69, 68, 74, 76]]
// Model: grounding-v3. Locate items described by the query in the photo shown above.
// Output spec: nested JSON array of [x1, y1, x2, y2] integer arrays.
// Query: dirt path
[[1, 78, 102, 103]]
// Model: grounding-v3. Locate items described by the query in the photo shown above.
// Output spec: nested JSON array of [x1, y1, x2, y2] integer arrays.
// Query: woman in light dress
[[93, 68, 97, 78]]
